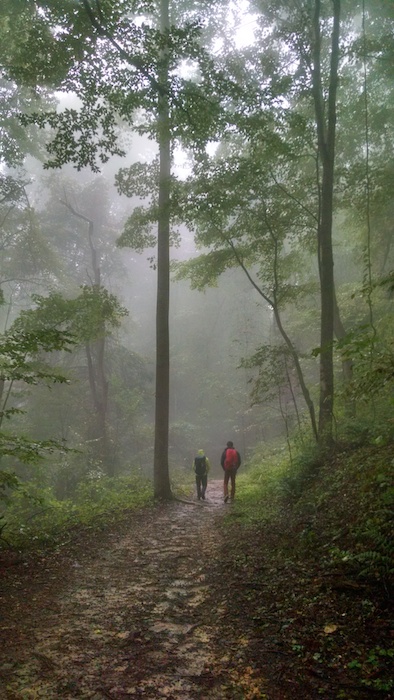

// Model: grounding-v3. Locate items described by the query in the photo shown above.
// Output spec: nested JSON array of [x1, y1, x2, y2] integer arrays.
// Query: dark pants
[[196, 473, 207, 499], [223, 468, 237, 500]]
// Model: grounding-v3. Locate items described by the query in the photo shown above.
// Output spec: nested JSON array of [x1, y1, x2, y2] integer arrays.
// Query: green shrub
[[229, 445, 292, 523], [1, 470, 152, 549]]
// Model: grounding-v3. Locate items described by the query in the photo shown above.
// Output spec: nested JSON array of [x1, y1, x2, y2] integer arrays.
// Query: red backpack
[[224, 448, 238, 470]]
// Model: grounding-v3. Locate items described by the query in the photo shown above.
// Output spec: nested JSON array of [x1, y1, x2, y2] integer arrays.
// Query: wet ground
[[2, 472, 391, 700], [0, 480, 269, 699]]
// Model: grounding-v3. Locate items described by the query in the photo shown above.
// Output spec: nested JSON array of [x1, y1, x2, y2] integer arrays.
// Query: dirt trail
[[0, 480, 269, 699]]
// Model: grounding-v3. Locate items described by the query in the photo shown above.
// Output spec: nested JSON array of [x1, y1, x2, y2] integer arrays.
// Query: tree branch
[[81, 0, 163, 94], [225, 236, 274, 308], [270, 172, 318, 224]]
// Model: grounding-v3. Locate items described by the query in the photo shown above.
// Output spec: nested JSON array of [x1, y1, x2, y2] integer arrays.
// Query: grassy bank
[[216, 440, 394, 697], [0, 472, 153, 550]]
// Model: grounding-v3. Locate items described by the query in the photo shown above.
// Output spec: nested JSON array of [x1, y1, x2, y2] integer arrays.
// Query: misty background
[[0, 0, 392, 520]]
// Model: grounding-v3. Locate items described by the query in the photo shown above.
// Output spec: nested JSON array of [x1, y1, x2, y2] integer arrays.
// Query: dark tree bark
[[79, 1, 173, 496], [153, 0, 172, 499], [311, 0, 341, 446]]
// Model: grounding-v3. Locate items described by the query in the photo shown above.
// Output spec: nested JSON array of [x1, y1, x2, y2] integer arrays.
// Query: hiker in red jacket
[[220, 440, 241, 503]]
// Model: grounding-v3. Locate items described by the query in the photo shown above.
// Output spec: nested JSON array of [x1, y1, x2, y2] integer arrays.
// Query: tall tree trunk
[[311, 0, 341, 447], [61, 201, 113, 474], [81, 0, 173, 494], [86, 217, 113, 474], [153, 0, 172, 499]]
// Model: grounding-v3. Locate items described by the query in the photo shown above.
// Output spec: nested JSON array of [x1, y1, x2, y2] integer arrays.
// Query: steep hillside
[[212, 441, 394, 697]]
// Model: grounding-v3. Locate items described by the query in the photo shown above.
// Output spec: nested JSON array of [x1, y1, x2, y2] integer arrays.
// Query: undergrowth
[[230, 440, 322, 523], [234, 438, 394, 593], [0, 471, 153, 550], [222, 438, 394, 696], [0, 462, 198, 551]]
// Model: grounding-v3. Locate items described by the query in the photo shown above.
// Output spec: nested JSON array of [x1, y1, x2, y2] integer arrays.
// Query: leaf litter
[[0, 475, 392, 699]]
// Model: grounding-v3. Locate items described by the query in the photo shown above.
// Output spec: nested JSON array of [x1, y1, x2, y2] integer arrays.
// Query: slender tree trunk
[[273, 306, 318, 441], [0, 377, 6, 430], [86, 217, 113, 473], [153, 0, 172, 499], [228, 237, 318, 442], [333, 290, 355, 417], [61, 201, 113, 474], [333, 289, 353, 381], [311, 0, 340, 446]]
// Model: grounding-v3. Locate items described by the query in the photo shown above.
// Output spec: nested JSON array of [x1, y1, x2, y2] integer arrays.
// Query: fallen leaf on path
[[116, 631, 130, 639]]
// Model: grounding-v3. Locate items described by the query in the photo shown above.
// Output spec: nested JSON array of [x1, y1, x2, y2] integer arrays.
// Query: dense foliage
[[0, 0, 392, 533]]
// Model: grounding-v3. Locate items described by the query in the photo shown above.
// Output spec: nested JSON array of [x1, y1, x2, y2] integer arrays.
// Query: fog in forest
[[2, 139, 273, 480], [0, 0, 392, 519], [1, 6, 393, 696]]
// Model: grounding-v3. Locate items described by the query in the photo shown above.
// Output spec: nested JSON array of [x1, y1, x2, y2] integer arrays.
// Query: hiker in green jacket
[[193, 449, 210, 500]]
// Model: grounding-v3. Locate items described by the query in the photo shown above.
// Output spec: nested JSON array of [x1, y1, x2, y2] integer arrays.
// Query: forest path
[[0, 480, 270, 699]]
